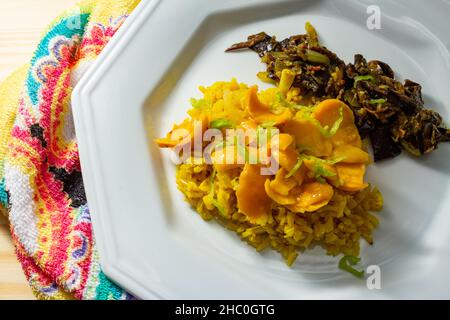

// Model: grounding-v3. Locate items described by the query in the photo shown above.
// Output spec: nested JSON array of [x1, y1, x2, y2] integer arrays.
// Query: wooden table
[[0, 0, 78, 300]]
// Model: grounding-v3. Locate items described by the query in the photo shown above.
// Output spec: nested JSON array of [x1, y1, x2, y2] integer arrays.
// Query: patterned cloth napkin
[[0, 0, 141, 300]]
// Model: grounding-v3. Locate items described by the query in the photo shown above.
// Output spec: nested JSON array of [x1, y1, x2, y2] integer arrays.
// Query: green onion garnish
[[302, 155, 345, 165], [305, 21, 319, 47], [209, 169, 216, 194], [338, 255, 365, 279], [256, 127, 274, 147], [306, 50, 330, 65], [299, 108, 343, 138], [236, 143, 248, 162], [296, 155, 344, 183], [260, 121, 277, 129], [214, 141, 225, 150], [208, 170, 226, 216], [211, 198, 226, 216], [274, 92, 311, 111], [270, 94, 288, 115], [369, 99, 387, 105], [326, 107, 344, 137], [210, 118, 235, 130], [312, 162, 336, 183], [190, 98, 207, 109], [290, 104, 312, 110], [353, 75, 375, 88], [285, 158, 303, 179], [257, 71, 276, 84]]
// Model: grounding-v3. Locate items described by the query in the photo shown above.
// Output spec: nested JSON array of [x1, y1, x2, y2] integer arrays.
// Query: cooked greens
[[226, 23, 450, 161]]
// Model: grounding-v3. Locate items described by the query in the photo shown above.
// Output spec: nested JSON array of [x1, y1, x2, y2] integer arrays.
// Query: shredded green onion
[[339, 255, 365, 279], [210, 118, 235, 130], [209, 169, 216, 194], [190, 98, 208, 109], [237, 143, 248, 162], [305, 21, 319, 47], [257, 71, 276, 84], [298, 155, 344, 183], [260, 121, 277, 129], [211, 198, 226, 216], [300, 107, 343, 138], [285, 158, 303, 179], [214, 138, 232, 151], [256, 127, 274, 147], [312, 162, 336, 183], [353, 75, 375, 88], [208, 169, 226, 216], [274, 92, 311, 111], [369, 98, 387, 105], [325, 107, 344, 137], [274, 92, 284, 104], [327, 156, 346, 165], [306, 50, 330, 65], [290, 104, 311, 110], [231, 177, 240, 190], [270, 93, 289, 115], [302, 155, 345, 165]]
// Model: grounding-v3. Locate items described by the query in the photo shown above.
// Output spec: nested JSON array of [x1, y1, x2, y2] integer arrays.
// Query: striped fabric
[[0, 0, 141, 299]]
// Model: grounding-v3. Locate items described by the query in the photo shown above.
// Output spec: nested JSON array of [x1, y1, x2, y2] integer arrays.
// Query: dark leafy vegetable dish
[[226, 23, 450, 161]]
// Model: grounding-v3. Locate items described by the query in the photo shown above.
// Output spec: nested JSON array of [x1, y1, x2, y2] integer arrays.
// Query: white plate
[[72, 0, 450, 299]]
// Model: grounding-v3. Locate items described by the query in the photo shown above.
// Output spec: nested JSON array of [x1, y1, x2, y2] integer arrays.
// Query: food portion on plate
[[155, 22, 448, 276], [156, 79, 383, 269], [226, 23, 450, 161]]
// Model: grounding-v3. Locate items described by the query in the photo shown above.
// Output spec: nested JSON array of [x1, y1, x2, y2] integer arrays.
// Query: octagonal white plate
[[72, 0, 450, 299]]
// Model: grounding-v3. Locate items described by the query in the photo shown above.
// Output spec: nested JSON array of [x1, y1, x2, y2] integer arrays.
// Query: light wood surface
[[0, 0, 79, 300], [0, 215, 35, 300]]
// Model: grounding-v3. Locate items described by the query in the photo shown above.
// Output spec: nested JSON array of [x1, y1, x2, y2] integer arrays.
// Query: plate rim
[[72, 0, 450, 299]]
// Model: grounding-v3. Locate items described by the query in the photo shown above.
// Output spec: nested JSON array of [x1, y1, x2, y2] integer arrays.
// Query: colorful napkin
[[0, 0, 141, 299]]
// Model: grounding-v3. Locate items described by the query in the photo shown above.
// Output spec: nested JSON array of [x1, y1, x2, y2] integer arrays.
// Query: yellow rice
[[160, 78, 384, 266], [176, 162, 383, 266]]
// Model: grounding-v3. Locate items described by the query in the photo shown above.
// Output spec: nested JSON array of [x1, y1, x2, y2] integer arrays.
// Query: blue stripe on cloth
[[95, 271, 134, 300], [26, 13, 90, 105], [0, 178, 8, 207]]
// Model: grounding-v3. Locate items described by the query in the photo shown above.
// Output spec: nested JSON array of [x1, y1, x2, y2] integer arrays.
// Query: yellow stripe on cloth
[[88, 0, 141, 25], [1, 0, 142, 300], [0, 65, 29, 181]]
